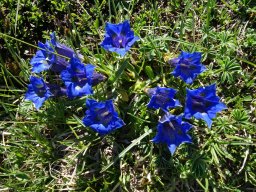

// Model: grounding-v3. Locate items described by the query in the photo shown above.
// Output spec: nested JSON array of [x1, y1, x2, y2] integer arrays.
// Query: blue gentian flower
[[170, 51, 206, 84], [152, 113, 193, 155], [83, 99, 125, 135], [25, 76, 52, 109], [47, 84, 66, 97], [91, 72, 107, 86], [184, 84, 227, 128], [147, 87, 181, 111], [100, 20, 139, 56], [30, 42, 56, 73], [30, 32, 79, 73], [50, 32, 77, 59], [60, 57, 95, 98], [50, 56, 69, 73], [30, 41, 69, 73]]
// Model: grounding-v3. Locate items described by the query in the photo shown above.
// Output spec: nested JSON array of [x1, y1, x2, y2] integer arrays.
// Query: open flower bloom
[[30, 32, 78, 73], [61, 57, 95, 98], [170, 51, 206, 84], [100, 20, 139, 56], [184, 84, 227, 128], [152, 113, 193, 155], [30, 42, 69, 73], [25, 76, 52, 109], [147, 87, 181, 111], [83, 99, 125, 135], [30, 42, 56, 73]]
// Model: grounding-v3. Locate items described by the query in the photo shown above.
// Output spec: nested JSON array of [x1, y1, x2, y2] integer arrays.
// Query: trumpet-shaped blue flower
[[100, 20, 139, 56], [184, 84, 227, 127], [50, 32, 77, 59], [170, 51, 206, 84], [91, 72, 107, 86], [147, 87, 181, 111], [25, 76, 52, 109], [83, 99, 125, 135], [30, 32, 79, 73], [30, 41, 69, 73], [30, 42, 56, 73], [61, 57, 94, 98], [47, 84, 67, 97], [152, 113, 193, 155]]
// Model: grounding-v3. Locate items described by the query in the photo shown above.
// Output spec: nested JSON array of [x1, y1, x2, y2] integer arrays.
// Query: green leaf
[[145, 65, 154, 80], [100, 129, 152, 173]]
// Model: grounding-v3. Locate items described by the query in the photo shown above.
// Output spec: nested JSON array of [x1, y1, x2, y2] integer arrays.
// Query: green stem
[[100, 129, 152, 173], [0, 32, 70, 60], [0, 32, 40, 50]]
